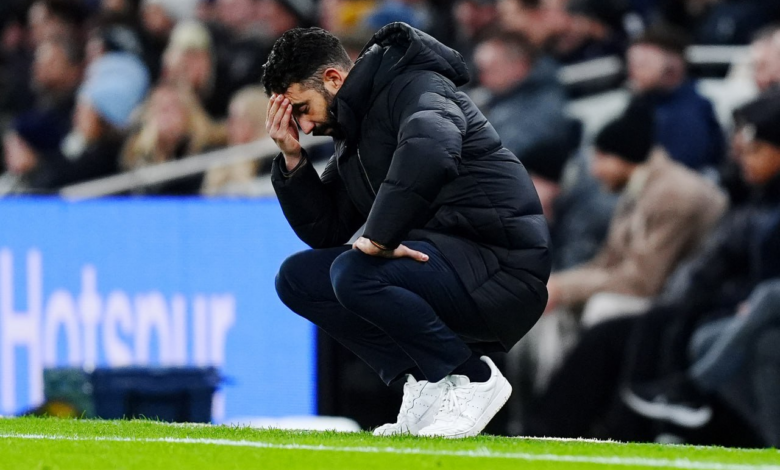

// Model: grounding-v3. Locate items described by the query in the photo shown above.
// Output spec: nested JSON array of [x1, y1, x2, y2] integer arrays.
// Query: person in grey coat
[[473, 31, 569, 162]]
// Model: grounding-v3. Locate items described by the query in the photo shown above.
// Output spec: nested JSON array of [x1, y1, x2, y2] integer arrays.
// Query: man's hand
[[352, 237, 429, 262], [266, 93, 302, 171]]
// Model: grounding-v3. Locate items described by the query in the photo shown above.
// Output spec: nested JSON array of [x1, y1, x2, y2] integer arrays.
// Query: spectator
[[620, 93, 780, 440], [28, 0, 87, 47], [555, 0, 632, 64], [207, 0, 275, 112], [657, 0, 780, 45], [85, 24, 144, 66], [33, 52, 150, 189], [99, 0, 140, 22], [734, 25, 780, 94], [452, 0, 497, 79], [497, 0, 565, 55], [3, 35, 84, 174], [2, 51, 149, 192], [473, 31, 568, 160], [627, 28, 726, 171], [161, 20, 228, 117], [547, 101, 727, 325], [121, 83, 226, 194], [202, 86, 269, 195], [497, 0, 629, 64], [140, 0, 198, 80], [256, 0, 317, 36], [0, 7, 35, 116]]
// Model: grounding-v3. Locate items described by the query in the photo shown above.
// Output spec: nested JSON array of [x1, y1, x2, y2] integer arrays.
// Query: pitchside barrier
[[0, 198, 316, 423]]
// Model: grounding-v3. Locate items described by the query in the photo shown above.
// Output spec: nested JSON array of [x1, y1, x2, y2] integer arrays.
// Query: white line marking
[[0, 433, 777, 470]]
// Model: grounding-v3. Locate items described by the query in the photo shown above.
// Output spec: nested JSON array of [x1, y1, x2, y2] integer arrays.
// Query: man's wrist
[[280, 153, 307, 177], [283, 152, 303, 172], [370, 239, 390, 251]]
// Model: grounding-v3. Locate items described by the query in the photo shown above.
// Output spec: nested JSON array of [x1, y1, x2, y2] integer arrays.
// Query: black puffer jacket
[[272, 23, 551, 350]]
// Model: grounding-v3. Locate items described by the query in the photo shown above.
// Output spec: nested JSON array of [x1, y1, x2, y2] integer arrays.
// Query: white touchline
[[0, 433, 778, 470]]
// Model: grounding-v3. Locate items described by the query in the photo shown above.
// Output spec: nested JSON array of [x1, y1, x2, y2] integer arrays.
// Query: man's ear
[[322, 67, 346, 92]]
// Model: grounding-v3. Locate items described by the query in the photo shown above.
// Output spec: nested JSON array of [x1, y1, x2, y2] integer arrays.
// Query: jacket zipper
[[356, 148, 377, 197]]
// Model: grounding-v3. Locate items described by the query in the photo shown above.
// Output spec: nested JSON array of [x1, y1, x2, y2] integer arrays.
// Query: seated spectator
[[745, 25, 780, 93], [121, 83, 226, 195], [619, 93, 780, 443], [512, 101, 727, 398], [627, 28, 726, 171], [0, 6, 35, 116], [161, 20, 227, 117], [522, 120, 618, 272], [140, 0, 199, 80], [497, 0, 632, 64], [256, 0, 316, 34], [202, 86, 269, 195], [497, 0, 566, 57], [525, 120, 779, 441], [2, 34, 83, 180], [207, 0, 272, 99], [554, 0, 632, 64], [85, 23, 144, 66], [28, 0, 87, 47], [2, 51, 149, 192], [452, 0, 498, 80], [547, 100, 728, 326], [472, 31, 568, 160], [34, 52, 150, 189], [657, 0, 780, 45]]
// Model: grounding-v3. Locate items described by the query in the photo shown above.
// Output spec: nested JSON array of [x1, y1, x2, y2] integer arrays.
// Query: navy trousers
[[275, 241, 496, 384]]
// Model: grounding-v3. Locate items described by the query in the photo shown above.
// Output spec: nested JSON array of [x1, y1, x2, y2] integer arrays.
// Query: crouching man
[[263, 23, 550, 438]]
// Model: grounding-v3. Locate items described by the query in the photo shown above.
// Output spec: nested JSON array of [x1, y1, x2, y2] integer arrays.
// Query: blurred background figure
[[140, 0, 198, 80], [657, 0, 780, 46], [121, 83, 226, 194], [627, 28, 725, 172], [202, 86, 269, 196], [452, 0, 497, 80], [2, 50, 148, 192], [472, 31, 568, 161], [28, 0, 87, 47], [2, 34, 84, 184], [161, 20, 230, 117]]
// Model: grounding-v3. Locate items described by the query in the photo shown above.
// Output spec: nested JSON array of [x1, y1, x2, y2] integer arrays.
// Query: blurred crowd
[[1, 0, 780, 449]]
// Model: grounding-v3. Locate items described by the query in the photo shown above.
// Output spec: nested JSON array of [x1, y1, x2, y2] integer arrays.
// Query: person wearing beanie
[[522, 100, 728, 389], [25, 52, 150, 190]]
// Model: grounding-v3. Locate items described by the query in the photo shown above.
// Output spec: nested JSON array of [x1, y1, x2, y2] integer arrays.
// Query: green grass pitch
[[1, 417, 779, 469]]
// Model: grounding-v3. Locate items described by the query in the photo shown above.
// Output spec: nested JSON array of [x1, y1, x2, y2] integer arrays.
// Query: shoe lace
[[437, 380, 470, 419]]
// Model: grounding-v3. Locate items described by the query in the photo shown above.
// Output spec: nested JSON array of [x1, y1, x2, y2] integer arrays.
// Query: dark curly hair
[[262, 28, 353, 96]]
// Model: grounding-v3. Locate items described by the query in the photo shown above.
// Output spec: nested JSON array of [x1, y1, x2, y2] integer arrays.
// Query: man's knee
[[330, 249, 375, 311], [276, 250, 321, 306]]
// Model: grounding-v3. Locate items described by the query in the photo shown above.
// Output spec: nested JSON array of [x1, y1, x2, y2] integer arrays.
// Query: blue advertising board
[[0, 198, 315, 422]]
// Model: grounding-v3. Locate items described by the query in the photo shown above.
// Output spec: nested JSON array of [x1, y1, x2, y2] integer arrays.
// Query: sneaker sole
[[620, 387, 712, 428], [422, 378, 513, 439]]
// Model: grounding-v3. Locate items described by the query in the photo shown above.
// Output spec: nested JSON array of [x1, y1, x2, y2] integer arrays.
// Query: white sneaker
[[418, 356, 512, 439], [372, 375, 448, 436]]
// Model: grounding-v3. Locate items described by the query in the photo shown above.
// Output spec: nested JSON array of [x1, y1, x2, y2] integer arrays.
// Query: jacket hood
[[360, 22, 470, 88], [333, 23, 469, 143]]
